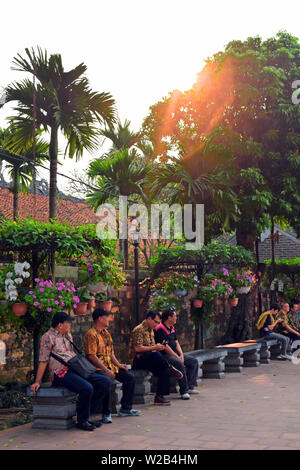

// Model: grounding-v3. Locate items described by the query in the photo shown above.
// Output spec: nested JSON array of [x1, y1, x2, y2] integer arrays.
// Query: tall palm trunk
[[12, 162, 21, 220], [49, 124, 58, 279], [49, 124, 58, 221]]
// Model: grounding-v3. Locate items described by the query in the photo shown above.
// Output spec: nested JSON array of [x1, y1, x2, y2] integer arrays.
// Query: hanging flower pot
[[236, 286, 251, 294], [74, 302, 88, 315], [173, 289, 187, 297], [12, 302, 27, 316], [87, 283, 104, 294], [228, 298, 239, 307], [97, 300, 112, 312], [192, 299, 203, 308]]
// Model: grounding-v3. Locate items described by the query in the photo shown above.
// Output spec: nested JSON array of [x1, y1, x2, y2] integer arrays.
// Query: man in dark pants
[[154, 307, 200, 399], [129, 310, 183, 406], [84, 308, 140, 423], [30, 312, 111, 431]]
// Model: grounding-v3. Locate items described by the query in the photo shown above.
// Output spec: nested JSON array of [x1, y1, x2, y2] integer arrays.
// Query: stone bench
[[185, 348, 228, 379], [27, 383, 77, 430], [216, 342, 262, 372], [27, 379, 123, 429], [244, 338, 280, 363]]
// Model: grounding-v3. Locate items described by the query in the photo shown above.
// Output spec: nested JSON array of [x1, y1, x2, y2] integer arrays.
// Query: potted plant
[[152, 271, 197, 297], [11, 291, 28, 316], [95, 293, 120, 312], [74, 287, 92, 315], [24, 279, 79, 316], [149, 292, 181, 313]]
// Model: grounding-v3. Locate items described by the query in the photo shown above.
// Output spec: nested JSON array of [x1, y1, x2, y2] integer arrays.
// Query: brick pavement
[[1, 360, 300, 450]]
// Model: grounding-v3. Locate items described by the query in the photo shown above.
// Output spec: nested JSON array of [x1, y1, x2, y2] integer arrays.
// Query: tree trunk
[[222, 291, 255, 344], [236, 224, 255, 251], [49, 125, 58, 221], [12, 163, 21, 221]]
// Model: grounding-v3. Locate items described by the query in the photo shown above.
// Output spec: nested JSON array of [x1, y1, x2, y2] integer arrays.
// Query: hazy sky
[[1, 0, 299, 192]]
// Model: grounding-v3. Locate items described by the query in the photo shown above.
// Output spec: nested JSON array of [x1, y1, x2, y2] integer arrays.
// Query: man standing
[[84, 308, 140, 423], [30, 312, 111, 431], [154, 308, 200, 400], [129, 310, 183, 406]]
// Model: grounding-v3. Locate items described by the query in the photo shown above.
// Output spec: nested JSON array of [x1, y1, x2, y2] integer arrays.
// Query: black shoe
[[169, 365, 183, 380], [76, 421, 96, 431], [88, 419, 103, 428]]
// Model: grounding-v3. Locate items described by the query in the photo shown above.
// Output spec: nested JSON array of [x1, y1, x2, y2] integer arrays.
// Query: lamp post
[[133, 239, 140, 325]]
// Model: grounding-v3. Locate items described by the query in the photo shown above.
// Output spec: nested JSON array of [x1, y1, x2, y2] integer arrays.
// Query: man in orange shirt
[[84, 308, 140, 423]]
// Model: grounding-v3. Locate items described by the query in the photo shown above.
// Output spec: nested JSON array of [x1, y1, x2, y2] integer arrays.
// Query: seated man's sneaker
[[88, 419, 102, 428], [188, 389, 201, 394], [118, 408, 141, 417], [181, 393, 190, 400], [169, 365, 183, 380], [276, 354, 287, 360], [154, 395, 171, 406], [76, 421, 96, 431], [284, 354, 293, 360], [102, 414, 113, 424]]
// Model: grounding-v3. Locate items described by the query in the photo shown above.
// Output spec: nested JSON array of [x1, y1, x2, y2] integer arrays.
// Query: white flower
[[23, 262, 30, 270], [6, 272, 13, 278], [14, 278, 23, 285], [5, 279, 14, 286], [23, 272, 30, 278]]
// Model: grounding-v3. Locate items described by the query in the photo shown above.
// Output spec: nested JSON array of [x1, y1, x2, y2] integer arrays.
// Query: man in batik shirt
[[84, 308, 140, 423], [30, 312, 111, 431]]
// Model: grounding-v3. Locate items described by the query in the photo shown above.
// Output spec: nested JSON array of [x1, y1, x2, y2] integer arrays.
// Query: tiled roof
[[0, 187, 98, 225]]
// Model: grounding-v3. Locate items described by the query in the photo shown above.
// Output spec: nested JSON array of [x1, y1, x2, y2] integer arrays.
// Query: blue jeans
[[53, 370, 111, 424]]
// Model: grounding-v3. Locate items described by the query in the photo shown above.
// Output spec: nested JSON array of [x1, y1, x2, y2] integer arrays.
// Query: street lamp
[[130, 229, 142, 326]]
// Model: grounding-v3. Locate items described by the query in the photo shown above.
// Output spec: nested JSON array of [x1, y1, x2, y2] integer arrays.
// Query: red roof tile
[[0, 187, 98, 225]]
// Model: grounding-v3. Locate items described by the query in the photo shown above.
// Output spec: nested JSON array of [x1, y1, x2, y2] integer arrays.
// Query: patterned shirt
[[287, 312, 300, 332], [275, 310, 290, 334], [84, 327, 118, 374], [129, 320, 155, 363], [39, 327, 76, 382]]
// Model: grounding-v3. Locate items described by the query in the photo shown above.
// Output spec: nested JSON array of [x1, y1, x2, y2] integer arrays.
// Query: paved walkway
[[1, 360, 300, 450]]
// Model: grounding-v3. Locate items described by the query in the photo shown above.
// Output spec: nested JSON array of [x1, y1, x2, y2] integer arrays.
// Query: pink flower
[[33, 301, 39, 307], [61, 302, 65, 307], [55, 301, 59, 305], [34, 278, 40, 283], [29, 291, 33, 295], [40, 288, 44, 292], [47, 307, 52, 312], [38, 305, 43, 309], [33, 295, 37, 299]]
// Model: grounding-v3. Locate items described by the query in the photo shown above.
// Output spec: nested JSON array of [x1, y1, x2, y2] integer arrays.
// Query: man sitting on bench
[[256, 304, 292, 360], [154, 307, 200, 400], [30, 312, 111, 431]]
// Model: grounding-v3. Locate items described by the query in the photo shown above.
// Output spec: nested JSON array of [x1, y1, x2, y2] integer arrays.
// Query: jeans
[[53, 370, 111, 424], [133, 351, 170, 396], [102, 368, 135, 415], [266, 332, 290, 355], [166, 354, 199, 394]]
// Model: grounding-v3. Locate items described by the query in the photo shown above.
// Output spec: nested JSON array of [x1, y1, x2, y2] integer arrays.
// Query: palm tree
[[87, 148, 151, 268], [100, 119, 141, 154], [0, 47, 116, 220], [0, 128, 48, 220]]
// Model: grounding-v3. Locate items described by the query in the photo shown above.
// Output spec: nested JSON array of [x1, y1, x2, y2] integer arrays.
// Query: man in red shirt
[[30, 312, 111, 431]]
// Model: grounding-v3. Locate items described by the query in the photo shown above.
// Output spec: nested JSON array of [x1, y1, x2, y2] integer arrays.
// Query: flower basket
[[236, 286, 251, 294], [173, 289, 187, 297], [12, 302, 27, 316], [74, 302, 88, 315]]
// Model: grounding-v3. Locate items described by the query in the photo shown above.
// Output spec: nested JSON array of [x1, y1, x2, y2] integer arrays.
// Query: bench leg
[[243, 350, 260, 367], [202, 358, 225, 379], [224, 352, 243, 372]]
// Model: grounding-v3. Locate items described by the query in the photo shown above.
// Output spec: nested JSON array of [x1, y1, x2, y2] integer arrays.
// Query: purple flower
[[40, 288, 44, 292]]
